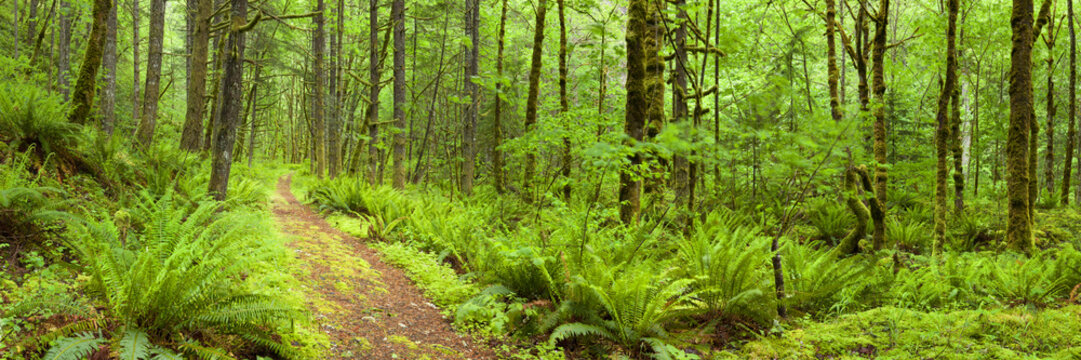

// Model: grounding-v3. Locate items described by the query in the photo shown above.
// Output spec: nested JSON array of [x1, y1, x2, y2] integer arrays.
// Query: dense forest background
[[2, 0, 1081, 358]]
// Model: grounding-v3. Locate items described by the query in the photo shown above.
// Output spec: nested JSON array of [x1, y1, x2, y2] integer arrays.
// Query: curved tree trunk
[[69, 0, 110, 125]]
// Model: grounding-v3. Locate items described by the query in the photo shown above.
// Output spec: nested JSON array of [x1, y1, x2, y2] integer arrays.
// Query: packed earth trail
[[271, 174, 496, 359]]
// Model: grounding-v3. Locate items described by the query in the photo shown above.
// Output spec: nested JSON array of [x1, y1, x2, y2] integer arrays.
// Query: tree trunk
[[100, 0, 117, 134], [246, 65, 260, 167], [131, 0, 140, 128], [208, 0, 247, 201], [951, 83, 965, 211], [135, 0, 165, 148], [180, 0, 211, 151], [523, 0, 548, 199], [557, 0, 571, 200], [1007, 0, 1035, 251], [368, 0, 380, 184], [312, 0, 327, 177], [391, 0, 406, 188], [58, 0, 70, 101], [492, 0, 507, 194], [869, 0, 889, 251], [1044, 18, 1057, 198], [826, 0, 842, 122], [1065, 0, 1077, 205], [934, 0, 959, 254], [69, 0, 111, 125], [671, 0, 689, 205], [620, 0, 649, 223]]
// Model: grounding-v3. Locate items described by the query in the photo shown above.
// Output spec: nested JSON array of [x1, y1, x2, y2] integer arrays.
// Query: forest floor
[[271, 174, 496, 359]]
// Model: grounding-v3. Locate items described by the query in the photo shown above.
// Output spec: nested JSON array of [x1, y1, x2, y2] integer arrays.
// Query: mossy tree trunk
[[461, 0, 479, 196], [934, 0, 960, 254], [58, 0, 70, 101], [492, 0, 507, 194], [208, 0, 248, 201], [835, 166, 872, 257], [313, 0, 327, 177], [951, 81, 965, 211], [131, 0, 140, 129], [1007, 0, 1035, 251], [68, 0, 110, 125], [825, 0, 842, 122], [1064, 0, 1077, 205], [869, 0, 889, 251], [392, 0, 406, 189], [523, 0, 548, 200], [620, 0, 649, 223], [1043, 15, 1057, 198], [135, 0, 165, 148], [558, 0, 571, 201], [100, 0, 117, 134], [367, 0, 380, 184], [671, 0, 689, 206], [180, 0, 211, 151]]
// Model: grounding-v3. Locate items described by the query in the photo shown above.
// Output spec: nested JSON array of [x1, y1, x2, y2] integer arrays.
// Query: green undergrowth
[[729, 306, 1081, 359], [302, 175, 1081, 360]]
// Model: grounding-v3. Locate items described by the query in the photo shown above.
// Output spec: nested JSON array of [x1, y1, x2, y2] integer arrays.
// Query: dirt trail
[[272, 174, 494, 359]]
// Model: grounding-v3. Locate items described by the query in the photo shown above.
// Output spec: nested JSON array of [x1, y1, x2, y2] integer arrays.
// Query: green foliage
[[0, 81, 80, 155], [41, 332, 104, 360], [886, 218, 931, 254], [60, 193, 305, 358], [675, 210, 772, 322], [783, 243, 872, 315], [804, 198, 853, 244]]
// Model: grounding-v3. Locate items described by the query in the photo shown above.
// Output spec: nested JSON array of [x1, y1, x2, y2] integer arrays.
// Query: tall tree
[[69, 0, 111, 125], [1065, 0, 1078, 205], [57, 0, 70, 101], [492, 0, 508, 194], [523, 0, 548, 199], [620, 0, 651, 223], [869, 0, 889, 250], [314, 0, 328, 177], [100, 0, 118, 134], [671, 0, 689, 205], [1043, 13, 1057, 196], [933, 0, 959, 254], [180, 0, 211, 151], [134, 0, 165, 148], [391, 0, 406, 188], [462, 0, 479, 195], [208, 0, 253, 200], [1007, 0, 1035, 251], [825, 0, 842, 122], [368, 0, 380, 184], [558, 0, 571, 200], [131, 0, 140, 128]]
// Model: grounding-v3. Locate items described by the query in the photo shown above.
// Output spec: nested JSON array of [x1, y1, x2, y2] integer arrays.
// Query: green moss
[[729, 306, 1081, 359]]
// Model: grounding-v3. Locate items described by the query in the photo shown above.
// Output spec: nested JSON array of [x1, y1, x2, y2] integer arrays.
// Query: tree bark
[[492, 0, 508, 194], [100, 0, 117, 134], [313, 0, 327, 177], [58, 0, 70, 101], [1044, 16, 1057, 198], [1065, 0, 1077, 205], [869, 0, 889, 251], [180, 0, 211, 151], [671, 0, 689, 206], [826, 0, 842, 122], [557, 0, 571, 200], [208, 0, 247, 201], [620, 0, 649, 223], [1007, 0, 1035, 251], [368, 0, 381, 184], [135, 0, 165, 148], [523, 0, 548, 199], [391, 0, 406, 188], [934, 0, 959, 255], [131, 0, 140, 128], [69, 0, 111, 126]]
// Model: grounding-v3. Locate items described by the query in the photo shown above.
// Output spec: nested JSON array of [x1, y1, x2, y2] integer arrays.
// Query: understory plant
[[38, 193, 307, 359]]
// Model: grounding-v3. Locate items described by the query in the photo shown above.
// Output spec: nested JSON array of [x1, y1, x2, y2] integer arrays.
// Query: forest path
[[271, 174, 495, 359]]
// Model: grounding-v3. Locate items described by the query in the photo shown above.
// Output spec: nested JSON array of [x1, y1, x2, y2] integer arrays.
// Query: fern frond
[[42, 332, 104, 360], [549, 323, 614, 344], [117, 329, 152, 360]]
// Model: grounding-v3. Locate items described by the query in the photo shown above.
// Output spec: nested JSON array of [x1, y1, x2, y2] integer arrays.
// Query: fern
[[676, 210, 772, 322], [783, 242, 872, 314], [42, 332, 104, 360], [117, 329, 151, 360]]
